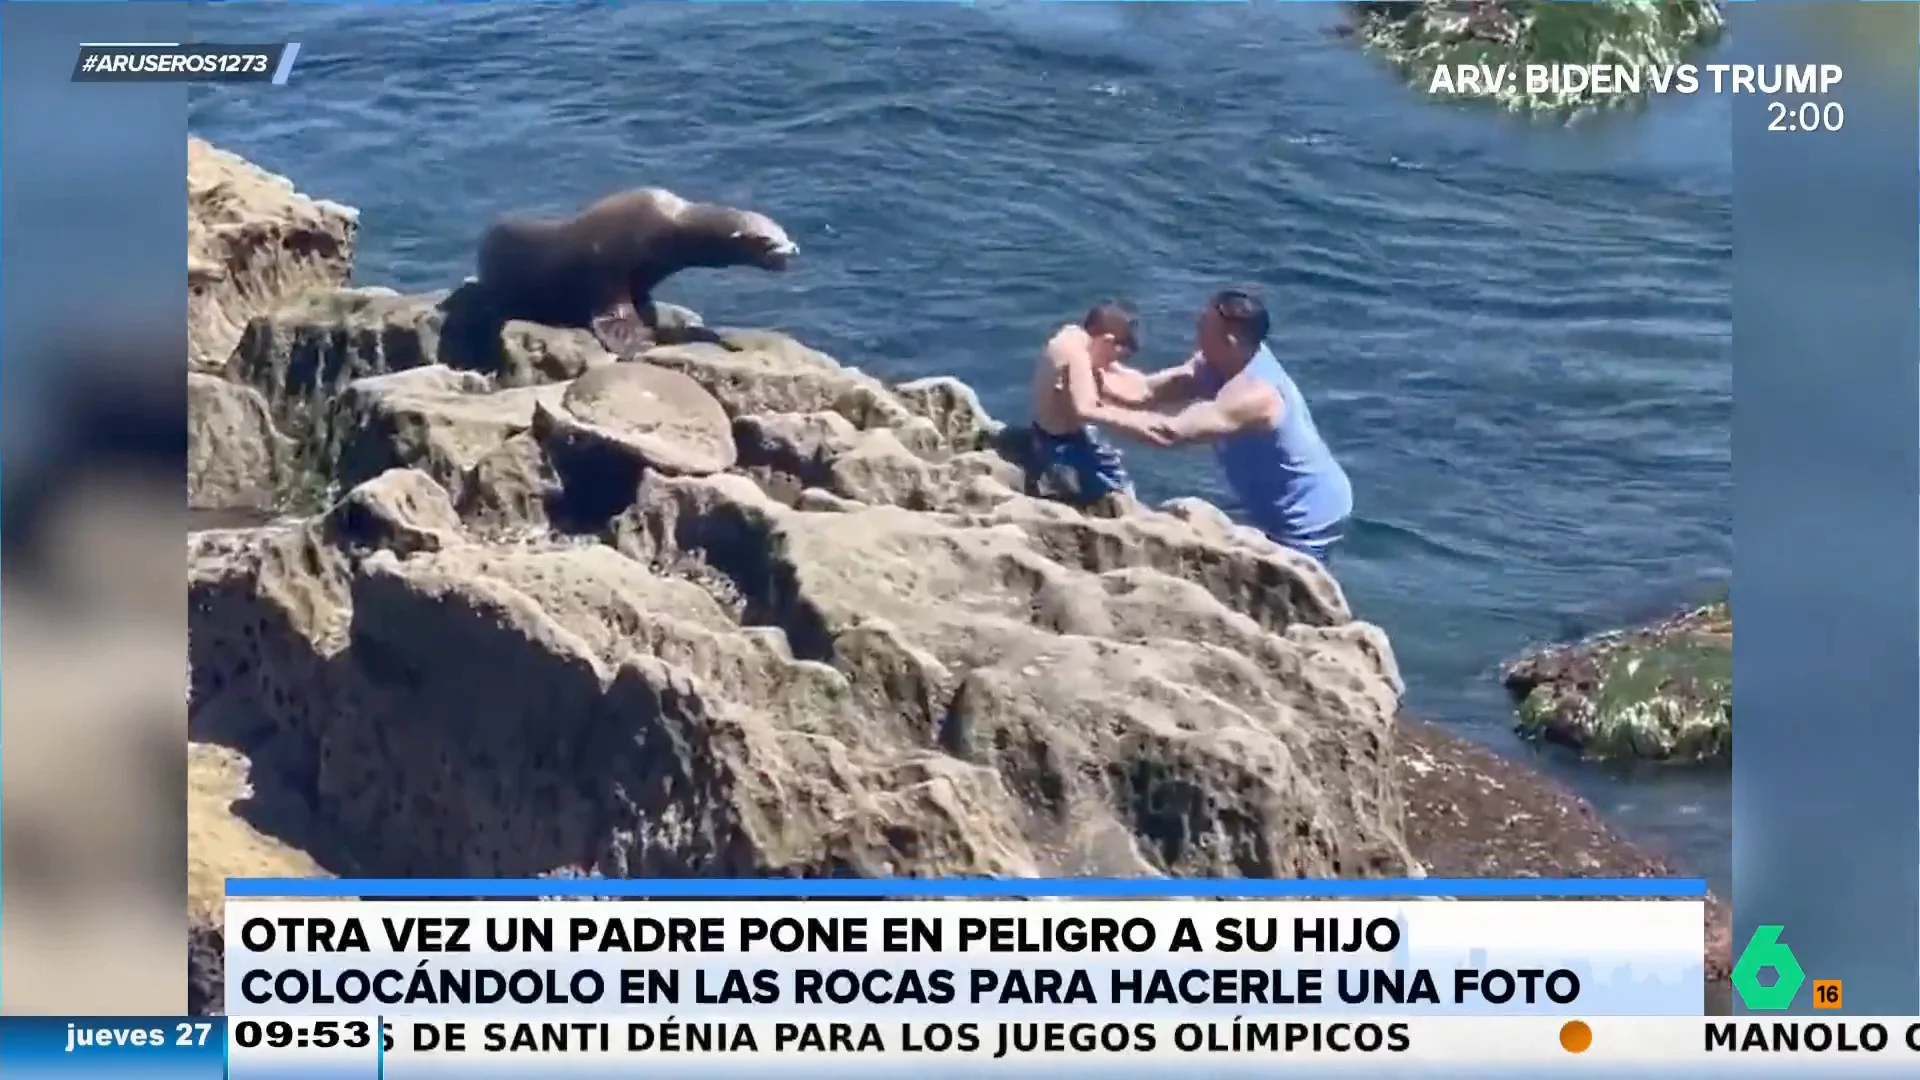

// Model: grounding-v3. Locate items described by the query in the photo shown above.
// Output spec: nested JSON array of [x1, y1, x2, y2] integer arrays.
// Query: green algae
[[1349, 0, 1728, 114]]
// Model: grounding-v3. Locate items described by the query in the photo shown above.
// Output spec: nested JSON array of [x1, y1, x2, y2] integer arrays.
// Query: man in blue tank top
[[1090, 287, 1354, 564]]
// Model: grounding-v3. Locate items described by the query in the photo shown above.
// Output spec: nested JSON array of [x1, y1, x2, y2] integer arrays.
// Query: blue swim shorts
[[1029, 424, 1134, 505]]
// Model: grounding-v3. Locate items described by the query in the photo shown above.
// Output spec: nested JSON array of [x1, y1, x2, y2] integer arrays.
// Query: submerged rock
[[1347, 0, 1727, 114], [1502, 600, 1731, 764]]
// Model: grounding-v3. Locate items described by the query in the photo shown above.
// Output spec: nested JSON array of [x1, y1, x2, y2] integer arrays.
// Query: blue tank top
[[1193, 345, 1353, 542]]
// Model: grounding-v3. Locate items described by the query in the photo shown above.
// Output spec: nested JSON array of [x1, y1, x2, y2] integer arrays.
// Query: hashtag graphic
[[74, 42, 293, 83]]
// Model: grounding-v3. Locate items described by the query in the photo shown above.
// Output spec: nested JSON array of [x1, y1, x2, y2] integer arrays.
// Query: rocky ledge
[[1503, 599, 1731, 765], [1345, 0, 1727, 114], [184, 140, 1729, 1011]]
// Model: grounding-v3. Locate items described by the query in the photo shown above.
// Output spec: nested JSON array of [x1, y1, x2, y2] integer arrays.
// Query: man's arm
[[1093, 404, 1175, 447], [1135, 354, 1204, 409], [1104, 380, 1283, 446]]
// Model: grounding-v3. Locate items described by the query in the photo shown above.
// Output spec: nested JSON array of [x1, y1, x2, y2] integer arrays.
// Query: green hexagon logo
[[1731, 925, 1804, 1010]]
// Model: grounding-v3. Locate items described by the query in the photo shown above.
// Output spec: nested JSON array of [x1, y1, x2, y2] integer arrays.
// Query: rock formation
[[188, 137, 358, 509], [184, 138, 1728, 1012], [189, 137, 358, 371], [1503, 599, 1731, 764], [1344, 0, 1727, 114]]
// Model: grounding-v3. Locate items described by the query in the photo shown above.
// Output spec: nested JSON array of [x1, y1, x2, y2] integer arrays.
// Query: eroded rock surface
[[188, 373, 292, 511], [187, 741, 333, 1016], [539, 363, 737, 484], [192, 461, 1410, 882], [187, 137, 359, 510], [188, 137, 358, 371], [328, 365, 566, 499]]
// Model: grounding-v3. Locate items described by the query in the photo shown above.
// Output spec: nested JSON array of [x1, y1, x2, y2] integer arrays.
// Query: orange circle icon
[[1559, 1020, 1593, 1054]]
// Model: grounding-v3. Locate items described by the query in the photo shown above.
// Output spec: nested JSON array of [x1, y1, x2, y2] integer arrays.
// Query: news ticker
[[0, 887, 1894, 1076], [16, 1016, 1920, 1076], [71, 43, 300, 84]]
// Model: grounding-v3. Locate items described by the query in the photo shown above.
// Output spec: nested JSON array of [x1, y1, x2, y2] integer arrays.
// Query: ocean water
[[188, 4, 1734, 890]]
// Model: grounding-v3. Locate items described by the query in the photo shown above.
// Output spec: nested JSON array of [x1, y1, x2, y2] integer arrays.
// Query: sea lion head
[[724, 210, 799, 271]]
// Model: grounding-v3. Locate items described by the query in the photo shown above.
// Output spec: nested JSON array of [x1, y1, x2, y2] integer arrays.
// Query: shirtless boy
[[1028, 301, 1154, 504]]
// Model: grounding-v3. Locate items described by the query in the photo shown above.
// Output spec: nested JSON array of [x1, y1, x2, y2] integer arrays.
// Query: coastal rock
[[188, 741, 333, 916], [188, 372, 293, 511], [459, 433, 563, 535], [225, 286, 990, 517], [328, 365, 566, 499], [188, 137, 359, 371], [228, 287, 447, 446], [1502, 600, 1731, 764], [542, 363, 737, 477], [732, 411, 863, 494], [640, 341, 937, 452], [528, 364, 737, 527], [189, 462, 1414, 882], [731, 410, 1029, 514], [187, 740, 333, 1016], [1346, 0, 1726, 114], [225, 285, 720, 502], [322, 468, 464, 557], [892, 375, 1003, 452]]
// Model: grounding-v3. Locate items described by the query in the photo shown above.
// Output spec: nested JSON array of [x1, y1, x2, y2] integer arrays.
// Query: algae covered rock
[[1501, 599, 1730, 764], [1348, 0, 1727, 114]]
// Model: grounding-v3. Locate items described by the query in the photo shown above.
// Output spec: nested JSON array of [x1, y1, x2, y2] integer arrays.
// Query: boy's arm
[[1136, 354, 1203, 409], [1096, 363, 1153, 406], [1097, 410, 1174, 447], [1093, 401, 1176, 447], [1050, 326, 1104, 425]]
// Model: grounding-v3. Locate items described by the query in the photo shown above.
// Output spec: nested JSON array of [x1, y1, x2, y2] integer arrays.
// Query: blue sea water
[[187, 4, 1733, 889]]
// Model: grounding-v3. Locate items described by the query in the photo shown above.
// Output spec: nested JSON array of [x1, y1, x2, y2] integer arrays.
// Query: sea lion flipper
[[590, 301, 654, 358]]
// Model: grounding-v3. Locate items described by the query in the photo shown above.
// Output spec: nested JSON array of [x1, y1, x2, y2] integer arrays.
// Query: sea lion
[[475, 187, 798, 357]]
